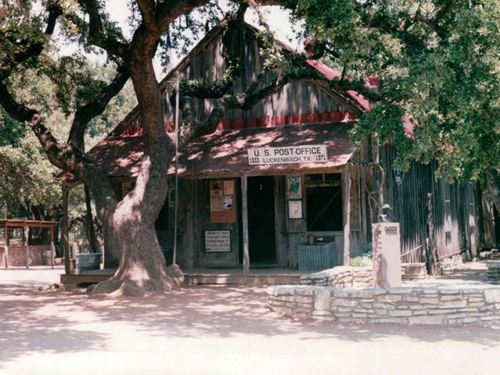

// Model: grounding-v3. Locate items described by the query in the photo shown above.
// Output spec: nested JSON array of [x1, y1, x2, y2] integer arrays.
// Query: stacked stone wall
[[300, 263, 426, 287], [299, 266, 373, 287], [268, 285, 500, 325], [401, 263, 427, 280], [487, 261, 500, 284], [440, 254, 464, 275]]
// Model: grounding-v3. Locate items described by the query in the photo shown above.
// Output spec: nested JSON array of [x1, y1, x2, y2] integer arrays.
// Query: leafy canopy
[[287, 0, 499, 184]]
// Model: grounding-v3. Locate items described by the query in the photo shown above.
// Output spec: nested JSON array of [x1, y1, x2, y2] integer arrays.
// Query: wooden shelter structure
[[61, 21, 493, 277], [0, 219, 57, 268]]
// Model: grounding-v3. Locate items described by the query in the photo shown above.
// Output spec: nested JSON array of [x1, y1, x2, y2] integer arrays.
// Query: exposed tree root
[[88, 264, 185, 297]]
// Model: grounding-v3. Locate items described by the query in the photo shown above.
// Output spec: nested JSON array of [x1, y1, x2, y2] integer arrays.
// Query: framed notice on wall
[[210, 179, 237, 223], [287, 176, 302, 199], [288, 199, 303, 219], [205, 230, 231, 252]]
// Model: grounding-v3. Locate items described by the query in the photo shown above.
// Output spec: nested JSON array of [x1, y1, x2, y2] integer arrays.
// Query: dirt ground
[[0, 268, 499, 375]]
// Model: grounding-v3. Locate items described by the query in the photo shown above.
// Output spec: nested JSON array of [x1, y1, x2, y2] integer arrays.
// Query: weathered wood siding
[[380, 145, 478, 263], [161, 27, 354, 129], [186, 179, 240, 268], [480, 188, 498, 249]]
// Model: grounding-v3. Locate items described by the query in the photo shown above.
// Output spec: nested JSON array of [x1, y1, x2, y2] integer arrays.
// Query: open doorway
[[247, 176, 276, 265]]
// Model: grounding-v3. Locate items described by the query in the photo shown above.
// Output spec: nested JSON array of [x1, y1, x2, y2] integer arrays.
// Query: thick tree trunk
[[90, 204, 183, 296], [88, 46, 183, 296], [84, 184, 99, 254], [84, 169, 121, 268], [102, 220, 120, 268], [88, 150, 184, 296]]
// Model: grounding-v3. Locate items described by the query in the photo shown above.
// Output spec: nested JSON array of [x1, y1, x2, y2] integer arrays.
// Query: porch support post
[[241, 175, 250, 275], [343, 163, 351, 266], [24, 226, 29, 269], [50, 225, 55, 269], [62, 185, 71, 275], [84, 184, 99, 254], [4, 223, 8, 269]]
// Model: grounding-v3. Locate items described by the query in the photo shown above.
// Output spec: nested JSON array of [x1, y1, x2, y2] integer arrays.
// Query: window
[[306, 173, 343, 231]]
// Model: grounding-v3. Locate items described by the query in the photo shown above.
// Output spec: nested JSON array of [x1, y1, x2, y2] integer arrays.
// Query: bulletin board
[[210, 179, 237, 223]]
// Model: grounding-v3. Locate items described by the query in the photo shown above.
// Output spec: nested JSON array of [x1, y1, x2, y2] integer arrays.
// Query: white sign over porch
[[247, 145, 328, 165]]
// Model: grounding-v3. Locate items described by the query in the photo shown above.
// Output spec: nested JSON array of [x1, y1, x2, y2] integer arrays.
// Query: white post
[[62, 186, 71, 274], [343, 164, 351, 266], [241, 176, 250, 275], [50, 226, 55, 269], [173, 71, 180, 265], [4, 224, 8, 269], [24, 226, 29, 269], [73, 242, 80, 275]]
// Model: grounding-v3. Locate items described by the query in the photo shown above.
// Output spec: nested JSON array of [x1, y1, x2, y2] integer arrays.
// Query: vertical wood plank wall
[[380, 145, 478, 262], [158, 28, 349, 130]]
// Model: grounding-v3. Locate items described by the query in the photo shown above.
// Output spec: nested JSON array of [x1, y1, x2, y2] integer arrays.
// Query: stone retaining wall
[[487, 261, 500, 284], [268, 285, 500, 325], [401, 263, 427, 280], [300, 263, 426, 287], [440, 254, 464, 275], [300, 266, 373, 287]]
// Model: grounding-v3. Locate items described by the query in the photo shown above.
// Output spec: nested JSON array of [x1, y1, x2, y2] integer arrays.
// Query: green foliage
[[0, 0, 48, 67], [350, 248, 373, 267], [288, 0, 500, 184], [0, 135, 61, 217], [86, 80, 137, 147], [349, 257, 363, 267], [0, 64, 136, 216], [350, 256, 371, 267], [0, 109, 27, 147]]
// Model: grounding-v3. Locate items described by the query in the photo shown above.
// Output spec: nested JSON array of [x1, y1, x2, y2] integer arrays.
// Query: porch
[[60, 267, 309, 289]]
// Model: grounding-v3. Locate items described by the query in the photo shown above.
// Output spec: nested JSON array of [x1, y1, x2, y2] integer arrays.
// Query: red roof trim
[[119, 111, 358, 137]]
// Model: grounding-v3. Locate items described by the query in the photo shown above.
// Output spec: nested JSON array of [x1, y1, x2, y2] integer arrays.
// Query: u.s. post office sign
[[247, 145, 328, 165]]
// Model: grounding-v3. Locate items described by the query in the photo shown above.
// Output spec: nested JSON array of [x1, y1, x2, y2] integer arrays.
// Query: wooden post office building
[[74, 21, 492, 273]]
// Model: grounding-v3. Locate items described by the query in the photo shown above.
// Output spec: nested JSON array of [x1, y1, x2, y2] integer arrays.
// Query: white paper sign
[[247, 145, 328, 165], [205, 230, 231, 252]]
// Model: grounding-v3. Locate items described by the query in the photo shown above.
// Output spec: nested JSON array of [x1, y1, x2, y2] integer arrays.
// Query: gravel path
[[0, 268, 499, 375]]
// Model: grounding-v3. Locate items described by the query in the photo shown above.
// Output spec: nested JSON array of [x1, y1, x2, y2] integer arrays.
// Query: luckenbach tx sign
[[247, 145, 328, 165]]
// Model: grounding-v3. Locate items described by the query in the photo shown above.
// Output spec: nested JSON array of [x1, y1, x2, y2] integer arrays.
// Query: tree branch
[[0, 3, 62, 75], [44, 2, 63, 35], [12, 3, 62, 64], [29, 115, 73, 171], [77, 0, 128, 59], [155, 0, 211, 32], [167, 11, 248, 104], [328, 79, 383, 103], [135, 0, 156, 26], [0, 82, 36, 123], [68, 64, 130, 151], [0, 82, 87, 177]]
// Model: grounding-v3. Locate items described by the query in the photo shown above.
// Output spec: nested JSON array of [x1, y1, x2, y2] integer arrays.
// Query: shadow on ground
[[0, 285, 107, 368], [0, 278, 499, 368]]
